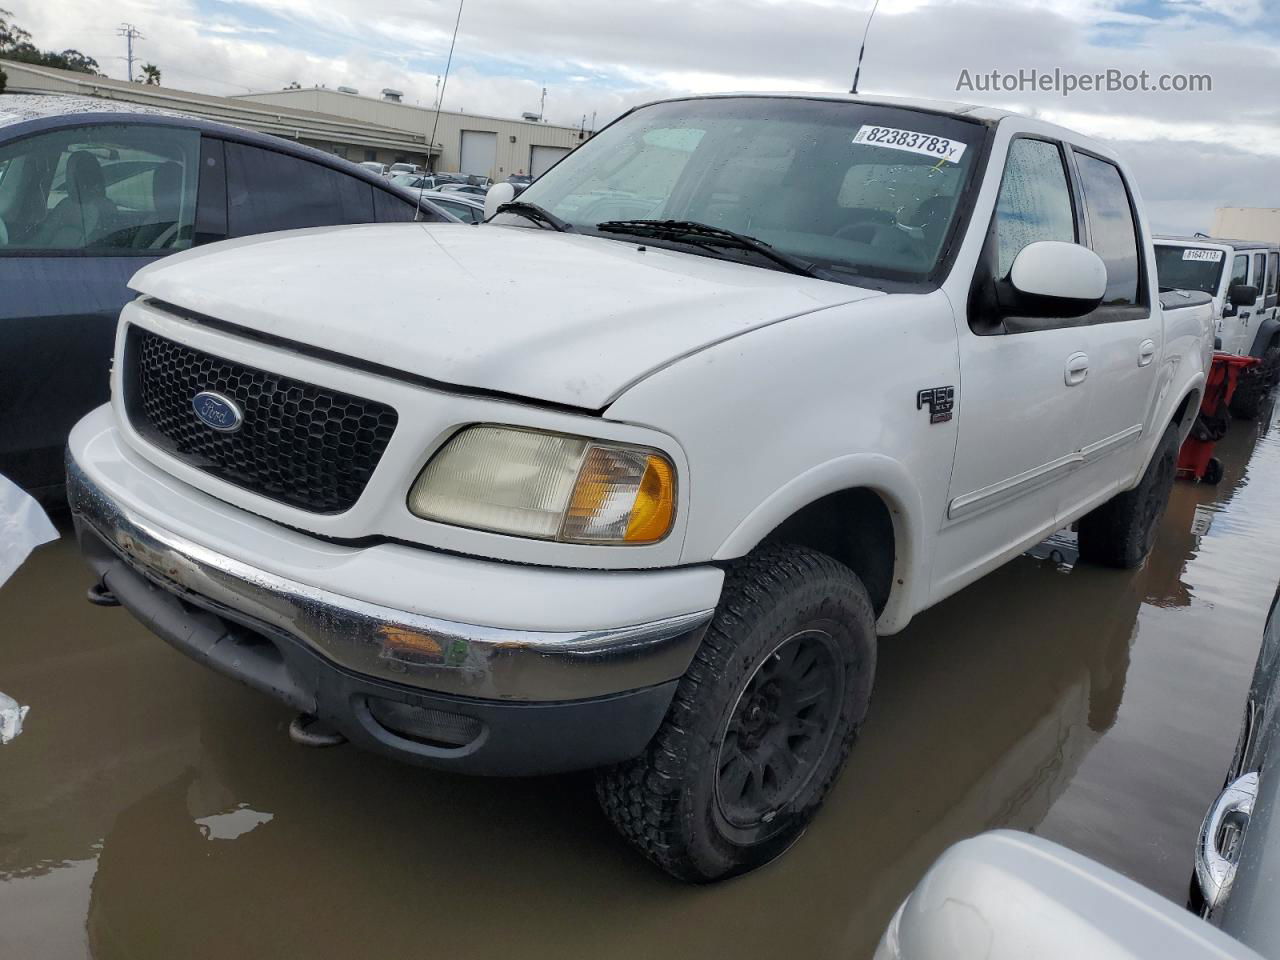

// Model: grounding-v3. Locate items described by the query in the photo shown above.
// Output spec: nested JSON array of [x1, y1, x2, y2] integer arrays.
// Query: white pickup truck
[[1154, 235, 1280, 417], [68, 93, 1213, 882]]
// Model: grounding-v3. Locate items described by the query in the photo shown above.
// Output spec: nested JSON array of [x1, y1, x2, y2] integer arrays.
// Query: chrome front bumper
[[67, 451, 713, 704]]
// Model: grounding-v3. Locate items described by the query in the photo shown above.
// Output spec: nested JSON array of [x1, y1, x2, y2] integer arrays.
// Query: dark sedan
[[0, 94, 449, 504]]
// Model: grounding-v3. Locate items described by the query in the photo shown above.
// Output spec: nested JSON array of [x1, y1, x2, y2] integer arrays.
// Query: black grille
[[125, 326, 398, 514]]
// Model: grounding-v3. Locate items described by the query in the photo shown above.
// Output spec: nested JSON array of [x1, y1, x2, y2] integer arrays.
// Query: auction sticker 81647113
[[853, 125, 968, 163]]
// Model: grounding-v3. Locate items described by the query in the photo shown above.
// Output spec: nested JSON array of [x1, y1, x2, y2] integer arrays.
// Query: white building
[[1, 60, 584, 180]]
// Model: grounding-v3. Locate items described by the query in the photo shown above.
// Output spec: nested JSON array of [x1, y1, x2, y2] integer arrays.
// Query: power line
[[117, 23, 144, 83], [418, 0, 466, 219]]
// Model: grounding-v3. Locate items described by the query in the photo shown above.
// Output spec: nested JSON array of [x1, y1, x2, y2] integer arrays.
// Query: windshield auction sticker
[[853, 125, 967, 163], [1183, 248, 1224, 261]]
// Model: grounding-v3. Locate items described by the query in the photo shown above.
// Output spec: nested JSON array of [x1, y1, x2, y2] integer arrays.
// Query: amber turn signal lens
[[624, 455, 675, 543]]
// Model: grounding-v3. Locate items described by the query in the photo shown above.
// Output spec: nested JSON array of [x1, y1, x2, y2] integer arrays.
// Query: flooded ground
[[3, 400, 1280, 960]]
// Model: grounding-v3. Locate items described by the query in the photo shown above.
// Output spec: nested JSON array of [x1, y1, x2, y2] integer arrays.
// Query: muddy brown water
[[3, 401, 1280, 960]]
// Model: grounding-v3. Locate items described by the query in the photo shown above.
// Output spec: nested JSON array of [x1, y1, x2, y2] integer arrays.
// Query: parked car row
[[60, 91, 1221, 884], [0, 94, 462, 505]]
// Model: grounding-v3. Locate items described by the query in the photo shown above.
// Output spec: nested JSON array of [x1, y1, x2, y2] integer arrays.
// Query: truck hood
[[130, 223, 880, 409]]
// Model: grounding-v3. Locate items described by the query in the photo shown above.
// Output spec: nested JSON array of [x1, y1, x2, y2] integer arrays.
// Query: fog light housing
[[367, 698, 485, 749]]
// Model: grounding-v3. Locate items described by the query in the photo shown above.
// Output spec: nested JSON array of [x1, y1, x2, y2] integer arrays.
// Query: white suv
[[69, 93, 1212, 882]]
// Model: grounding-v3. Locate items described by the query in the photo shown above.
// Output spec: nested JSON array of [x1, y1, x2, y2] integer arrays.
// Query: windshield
[[1154, 244, 1227, 295], [512, 97, 987, 282]]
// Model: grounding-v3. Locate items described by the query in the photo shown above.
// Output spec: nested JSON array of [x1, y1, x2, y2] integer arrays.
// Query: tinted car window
[[372, 187, 423, 223], [1073, 152, 1141, 306], [994, 138, 1076, 278], [1231, 254, 1249, 287], [225, 142, 376, 236], [1253, 253, 1266, 294], [0, 123, 199, 253], [1153, 245, 1225, 295]]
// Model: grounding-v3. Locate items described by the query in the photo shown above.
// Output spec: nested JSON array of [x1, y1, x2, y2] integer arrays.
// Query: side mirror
[[1006, 241, 1107, 318], [484, 181, 516, 220], [1228, 283, 1259, 308]]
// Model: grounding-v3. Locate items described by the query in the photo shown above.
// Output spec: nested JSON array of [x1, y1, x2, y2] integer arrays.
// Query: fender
[[1132, 373, 1204, 486], [713, 453, 927, 635], [1249, 316, 1280, 358]]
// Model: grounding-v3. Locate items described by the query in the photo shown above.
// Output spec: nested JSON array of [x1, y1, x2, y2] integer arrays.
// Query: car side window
[[1268, 253, 1278, 298], [0, 123, 199, 254], [1253, 253, 1266, 295], [225, 142, 376, 236], [1072, 152, 1141, 307], [994, 138, 1076, 279], [1230, 254, 1249, 287]]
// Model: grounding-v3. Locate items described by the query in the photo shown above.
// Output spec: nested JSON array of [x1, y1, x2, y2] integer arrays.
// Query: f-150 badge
[[917, 386, 954, 424]]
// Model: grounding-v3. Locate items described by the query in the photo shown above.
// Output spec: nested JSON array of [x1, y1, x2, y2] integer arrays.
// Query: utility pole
[[539, 86, 546, 121], [117, 23, 144, 82]]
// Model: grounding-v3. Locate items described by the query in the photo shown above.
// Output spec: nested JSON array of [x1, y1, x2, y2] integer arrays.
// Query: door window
[[1073, 152, 1141, 307], [1268, 252, 1278, 298], [1230, 254, 1249, 287], [1253, 253, 1266, 294], [0, 123, 199, 253], [225, 142, 376, 236], [993, 138, 1076, 279]]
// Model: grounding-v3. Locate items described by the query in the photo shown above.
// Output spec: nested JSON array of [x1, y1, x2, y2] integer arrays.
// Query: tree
[[140, 62, 160, 85], [284, 81, 301, 90], [0, 8, 102, 75]]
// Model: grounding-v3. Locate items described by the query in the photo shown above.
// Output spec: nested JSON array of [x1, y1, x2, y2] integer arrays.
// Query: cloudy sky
[[10, 0, 1279, 231]]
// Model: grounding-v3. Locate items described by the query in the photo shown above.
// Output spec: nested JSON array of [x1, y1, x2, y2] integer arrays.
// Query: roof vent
[[337, 86, 359, 95], [521, 111, 540, 122], [382, 88, 404, 102]]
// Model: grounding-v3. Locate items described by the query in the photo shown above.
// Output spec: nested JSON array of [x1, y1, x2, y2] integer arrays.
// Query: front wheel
[[596, 544, 876, 883], [1077, 422, 1179, 569]]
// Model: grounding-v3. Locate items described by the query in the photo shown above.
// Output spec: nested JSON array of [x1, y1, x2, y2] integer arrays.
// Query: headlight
[[407, 425, 676, 544]]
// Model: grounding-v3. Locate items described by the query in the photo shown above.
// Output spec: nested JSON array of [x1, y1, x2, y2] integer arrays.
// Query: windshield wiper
[[495, 200, 575, 233], [595, 219, 826, 279]]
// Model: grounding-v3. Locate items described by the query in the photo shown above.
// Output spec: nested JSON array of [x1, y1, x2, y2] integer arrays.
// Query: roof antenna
[[849, 0, 881, 95], [417, 0, 467, 220]]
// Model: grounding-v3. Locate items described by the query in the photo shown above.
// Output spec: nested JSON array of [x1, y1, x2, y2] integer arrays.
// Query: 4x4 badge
[[917, 386, 955, 424]]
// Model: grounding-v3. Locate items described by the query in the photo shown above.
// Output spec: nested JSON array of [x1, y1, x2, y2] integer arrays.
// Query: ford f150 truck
[[1155, 235, 1280, 417], [68, 93, 1213, 882]]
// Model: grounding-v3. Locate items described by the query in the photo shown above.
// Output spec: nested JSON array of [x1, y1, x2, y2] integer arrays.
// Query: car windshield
[[511, 97, 987, 283], [1154, 244, 1227, 295]]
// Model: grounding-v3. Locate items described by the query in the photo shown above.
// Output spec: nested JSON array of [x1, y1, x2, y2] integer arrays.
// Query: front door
[[933, 135, 1093, 601], [0, 121, 202, 498]]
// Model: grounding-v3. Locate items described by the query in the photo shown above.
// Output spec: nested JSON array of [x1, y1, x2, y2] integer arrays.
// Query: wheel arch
[[712, 455, 926, 634]]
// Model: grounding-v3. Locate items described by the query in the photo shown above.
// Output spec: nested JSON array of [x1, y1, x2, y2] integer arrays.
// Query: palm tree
[[141, 62, 160, 85]]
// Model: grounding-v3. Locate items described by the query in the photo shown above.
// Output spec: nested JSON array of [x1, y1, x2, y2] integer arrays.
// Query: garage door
[[530, 145, 571, 178], [459, 130, 497, 178]]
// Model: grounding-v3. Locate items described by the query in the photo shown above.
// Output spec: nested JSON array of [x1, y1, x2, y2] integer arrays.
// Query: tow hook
[[86, 581, 120, 607], [289, 714, 347, 748]]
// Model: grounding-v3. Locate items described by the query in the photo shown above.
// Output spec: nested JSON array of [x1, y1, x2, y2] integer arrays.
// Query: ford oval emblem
[[192, 391, 244, 433]]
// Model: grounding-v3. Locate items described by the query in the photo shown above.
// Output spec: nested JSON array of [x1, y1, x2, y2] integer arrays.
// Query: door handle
[[1065, 352, 1089, 386], [1195, 771, 1258, 914], [1138, 339, 1156, 367]]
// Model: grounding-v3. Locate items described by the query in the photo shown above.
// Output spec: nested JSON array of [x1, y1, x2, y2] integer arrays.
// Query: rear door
[[0, 121, 202, 497], [1056, 149, 1161, 516], [1224, 252, 1252, 355]]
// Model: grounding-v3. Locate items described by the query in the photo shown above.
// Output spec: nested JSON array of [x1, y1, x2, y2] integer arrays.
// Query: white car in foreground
[[68, 93, 1212, 881]]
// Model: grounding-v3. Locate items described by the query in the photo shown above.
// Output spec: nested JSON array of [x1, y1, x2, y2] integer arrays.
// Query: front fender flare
[[712, 454, 927, 635]]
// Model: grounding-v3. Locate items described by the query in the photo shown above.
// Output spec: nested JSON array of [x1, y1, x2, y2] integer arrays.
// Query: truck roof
[[1156, 234, 1279, 252], [638, 91, 1043, 126]]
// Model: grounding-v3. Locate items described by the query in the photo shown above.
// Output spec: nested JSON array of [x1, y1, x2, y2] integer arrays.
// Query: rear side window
[[1253, 253, 1267, 294], [0, 123, 199, 253], [1269, 252, 1278, 297], [993, 138, 1075, 279], [225, 143, 375, 236], [1073, 153, 1141, 307]]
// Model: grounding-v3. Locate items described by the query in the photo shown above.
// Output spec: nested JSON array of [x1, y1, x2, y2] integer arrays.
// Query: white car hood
[[130, 223, 880, 409]]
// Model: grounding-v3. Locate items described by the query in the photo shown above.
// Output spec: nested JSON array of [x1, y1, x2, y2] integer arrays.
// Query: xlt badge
[[917, 386, 954, 424]]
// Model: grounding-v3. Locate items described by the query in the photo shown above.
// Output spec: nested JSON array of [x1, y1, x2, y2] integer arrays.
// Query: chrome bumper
[[67, 452, 712, 703]]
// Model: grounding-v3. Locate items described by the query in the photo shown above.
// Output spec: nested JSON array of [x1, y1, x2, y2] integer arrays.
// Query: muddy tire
[[1077, 422, 1179, 569], [596, 544, 876, 883], [1230, 367, 1265, 420]]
